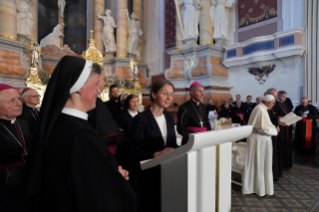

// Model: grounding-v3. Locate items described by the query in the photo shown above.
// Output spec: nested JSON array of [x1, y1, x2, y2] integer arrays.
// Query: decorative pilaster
[[116, 0, 128, 57], [58, 3, 64, 47], [31, 0, 38, 43], [133, 0, 142, 61], [0, 0, 17, 41], [199, 0, 213, 45], [94, 0, 105, 53]]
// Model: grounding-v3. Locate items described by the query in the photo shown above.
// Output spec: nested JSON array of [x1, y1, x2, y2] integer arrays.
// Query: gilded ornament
[[0, 34, 18, 41], [82, 30, 105, 65], [199, 42, 214, 46]]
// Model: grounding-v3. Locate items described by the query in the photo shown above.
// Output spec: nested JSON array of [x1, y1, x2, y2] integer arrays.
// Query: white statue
[[30, 42, 40, 68], [58, 0, 66, 18], [16, 0, 34, 37], [40, 24, 64, 49], [211, 0, 234, 39], [126, 10, 143, 56], [179, 0, 201, 39], [97, 8, 118, 53], [209, 0, 216, 29]]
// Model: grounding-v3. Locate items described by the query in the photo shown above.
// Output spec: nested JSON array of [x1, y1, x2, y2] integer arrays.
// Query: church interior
[[1, 0, 319, 211]]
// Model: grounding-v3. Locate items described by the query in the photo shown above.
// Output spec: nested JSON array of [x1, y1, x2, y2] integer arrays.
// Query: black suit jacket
[[130, 108, 178, 161], [18, 103, 38, 133]]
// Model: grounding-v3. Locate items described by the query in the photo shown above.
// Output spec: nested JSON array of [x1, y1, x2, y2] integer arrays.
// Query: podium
[[141, 126, 252, 212]]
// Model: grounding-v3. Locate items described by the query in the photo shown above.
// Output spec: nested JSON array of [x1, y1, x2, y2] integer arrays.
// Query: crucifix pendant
[[21, 152, 28, 160], [199, 121, 204, 128]]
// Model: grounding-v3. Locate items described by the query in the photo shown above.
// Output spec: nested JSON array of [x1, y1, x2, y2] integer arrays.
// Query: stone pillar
[[199, 0, 213, 45], [31, 0, 38, 42], [133, 0, 142, 61], [116, 0, 128, 57], [58, 3, 64, 47], [94, 0, 105, 53], [0, 0, 17, 40]]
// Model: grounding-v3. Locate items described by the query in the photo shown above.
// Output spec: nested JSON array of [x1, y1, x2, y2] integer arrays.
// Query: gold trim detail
[[175, 47, 182, 50], [0, 34, 18, 41], [118, 55, 128, 58], [215, 145, 219, 212], [82, 30, 105, 64], [199, 42, 214, 46]]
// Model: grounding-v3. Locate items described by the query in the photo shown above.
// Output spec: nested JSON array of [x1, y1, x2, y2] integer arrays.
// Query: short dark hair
[[247, 95, 252, 99], [90, 63, 102, 76], [109, 84, 118, 92], [150, 79, 175, 102]]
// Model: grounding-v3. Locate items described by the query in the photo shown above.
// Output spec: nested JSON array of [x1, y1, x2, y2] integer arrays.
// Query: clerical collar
[[25, 103, 36, 110], [128, 110, 138, 118], [0, 118, 16, 125], [191, 100, 200, 106], [62, 107, 88, 120]]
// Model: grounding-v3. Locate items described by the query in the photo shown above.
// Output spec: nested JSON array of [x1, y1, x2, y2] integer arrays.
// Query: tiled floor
[[231, 164, 319, 212]]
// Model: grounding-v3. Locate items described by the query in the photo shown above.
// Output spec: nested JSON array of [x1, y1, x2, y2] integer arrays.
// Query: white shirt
[[62, 107, 88, 120], [154, 115, 167, 146], [128, 110, 138, 118]]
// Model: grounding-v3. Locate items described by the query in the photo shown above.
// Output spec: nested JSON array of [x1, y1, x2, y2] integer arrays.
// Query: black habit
[[268, 107, 282, 180], [88, 98, 123, 153], [177, 100, 211, 145], [294, 104, 318, 153], [18, 103, 39, 133], [105, 99, 122, 120], [220, 107, 232, 118], [275, 101, 293, 169], [25, 56, 137, 212], [206, 104, 219, 115], [130, 108, 177, 212], [231, 105, 246, 125], [0, 118, 31, 212]]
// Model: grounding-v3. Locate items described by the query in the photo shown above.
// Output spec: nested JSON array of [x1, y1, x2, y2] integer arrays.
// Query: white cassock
[[242, 103, 277, 196]]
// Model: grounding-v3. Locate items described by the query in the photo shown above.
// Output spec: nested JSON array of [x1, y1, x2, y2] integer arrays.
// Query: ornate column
[[31, 0, 38, 42], [0, 0, 17, 40], [199, 0, 213, 45], [133, 0, 142, 61], [58, 2, 64, 47], [116, 0, 128, 57], [94, 0, 105, 53]]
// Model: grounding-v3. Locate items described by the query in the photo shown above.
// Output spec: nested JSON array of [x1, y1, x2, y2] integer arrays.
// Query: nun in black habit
[[25, 56, 137, 212]]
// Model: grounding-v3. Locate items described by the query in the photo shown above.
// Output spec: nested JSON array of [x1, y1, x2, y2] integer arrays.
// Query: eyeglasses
[[30, 95, 41, 98]]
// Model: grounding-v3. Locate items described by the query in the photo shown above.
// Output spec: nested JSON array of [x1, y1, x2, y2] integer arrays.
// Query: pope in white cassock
[[242, 94, 279, 196]]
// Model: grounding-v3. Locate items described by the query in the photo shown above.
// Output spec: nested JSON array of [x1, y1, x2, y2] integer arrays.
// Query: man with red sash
[[0, 84, 31, 211], [294, 97, 318, 153], [177, 81, 211, 145]]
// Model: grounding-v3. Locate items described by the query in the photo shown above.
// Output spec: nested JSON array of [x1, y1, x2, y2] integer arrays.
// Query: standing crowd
[[1, 56, 318, 211]]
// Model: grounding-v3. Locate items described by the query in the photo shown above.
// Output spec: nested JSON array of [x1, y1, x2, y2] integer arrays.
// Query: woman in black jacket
[[130, 79, 177, 212]]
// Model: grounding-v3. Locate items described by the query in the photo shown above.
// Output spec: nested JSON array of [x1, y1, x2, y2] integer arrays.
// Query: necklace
[[0, 121, 28, 159], [190, 101, 204, 127], [278, 102, 288, 115]]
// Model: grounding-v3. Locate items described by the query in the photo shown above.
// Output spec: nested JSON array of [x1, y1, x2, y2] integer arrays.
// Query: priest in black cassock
[[105, 84, 122, 120], [264, 88, 282, 180], [220, 102, 232, 118], [0, 84, 31, 212], [19, 88, 40, 133], [25, 56, 137, 212], [275, 90, 293, 169], [294, 97, 318, 153], [243, 95, 254, 123], [88, 71, 123, 155], [231, 100, 246, 125], [177, 81, 211, 145]]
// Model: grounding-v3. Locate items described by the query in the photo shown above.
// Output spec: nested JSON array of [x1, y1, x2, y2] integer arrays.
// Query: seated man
[[294, 97, 318, 153], [0, 84, 31, 211], [19, 88, 40, 133], [231, 100, 246, 125]]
